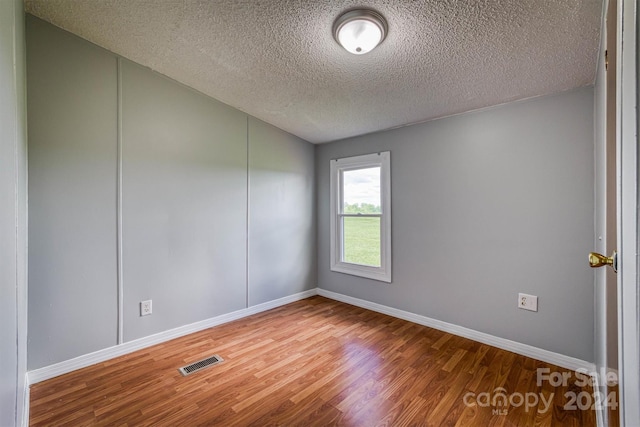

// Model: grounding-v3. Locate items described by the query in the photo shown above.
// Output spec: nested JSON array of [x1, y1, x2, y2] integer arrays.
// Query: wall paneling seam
[[11, 1, 21, 423], [116, 57, 124, 344], [245, 116, 250, 308]]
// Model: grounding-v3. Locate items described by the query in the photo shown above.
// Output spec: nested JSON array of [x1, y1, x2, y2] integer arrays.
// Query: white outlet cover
[[518, 293, 538, 312], [141, 300, 152, 316]]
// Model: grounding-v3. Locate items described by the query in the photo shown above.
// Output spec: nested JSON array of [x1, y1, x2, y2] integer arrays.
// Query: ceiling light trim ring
[[333, 9, 388, 55]]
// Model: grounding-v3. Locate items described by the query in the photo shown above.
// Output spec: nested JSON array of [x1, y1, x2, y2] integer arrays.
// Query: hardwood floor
[[30, 296, 597, 426]]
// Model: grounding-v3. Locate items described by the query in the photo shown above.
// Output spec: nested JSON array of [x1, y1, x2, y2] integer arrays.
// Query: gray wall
[[316, 88, 595, 361], [121, 60, 248, 341], [27, 16, 316, 369], [0, 0, 28, 425], [27, 15, 119, 367], [248, 117, 316, 306]]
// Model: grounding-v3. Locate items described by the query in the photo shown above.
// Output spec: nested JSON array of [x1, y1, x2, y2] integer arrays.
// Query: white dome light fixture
[[333, 9, 388, 55]]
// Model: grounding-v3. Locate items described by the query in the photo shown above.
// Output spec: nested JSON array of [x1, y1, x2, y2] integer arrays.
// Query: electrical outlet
[[518, 293, 538, 312], [141, 300, 152, 316]]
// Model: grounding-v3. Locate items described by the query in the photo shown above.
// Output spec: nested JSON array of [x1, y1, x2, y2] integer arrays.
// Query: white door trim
[[616, 0, 640, 424]]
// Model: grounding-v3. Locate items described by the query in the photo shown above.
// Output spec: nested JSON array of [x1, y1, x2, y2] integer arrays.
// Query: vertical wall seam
[[11, 0, 20, 423], [116, 57, 124, 344], [246, 116, 250, 309]]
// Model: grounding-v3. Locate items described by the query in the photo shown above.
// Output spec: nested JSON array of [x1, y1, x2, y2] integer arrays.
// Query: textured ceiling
[[25, 0, 603, 144]]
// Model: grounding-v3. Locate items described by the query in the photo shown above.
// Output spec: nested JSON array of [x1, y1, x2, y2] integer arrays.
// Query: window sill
[[330, 262, 391, 283]]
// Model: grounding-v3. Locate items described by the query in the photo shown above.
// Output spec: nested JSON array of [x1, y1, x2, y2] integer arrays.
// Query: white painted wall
[[317, 88, 595, 361]]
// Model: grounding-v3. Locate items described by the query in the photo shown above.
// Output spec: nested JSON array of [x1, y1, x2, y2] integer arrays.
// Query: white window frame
[[330, 151, 391, 283]]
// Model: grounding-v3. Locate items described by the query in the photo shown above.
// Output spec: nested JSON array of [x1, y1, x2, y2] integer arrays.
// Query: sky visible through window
[[343, 167, 381, 213]]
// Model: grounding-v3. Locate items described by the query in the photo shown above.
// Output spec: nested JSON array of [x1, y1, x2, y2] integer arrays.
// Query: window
[[330, 151, 391, 282]]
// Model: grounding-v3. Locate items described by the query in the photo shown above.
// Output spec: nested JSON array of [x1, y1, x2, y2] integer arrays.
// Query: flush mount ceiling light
[[333, 9, 388, 55]]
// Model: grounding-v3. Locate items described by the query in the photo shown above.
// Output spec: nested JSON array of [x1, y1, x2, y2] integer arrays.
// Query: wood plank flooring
[[30, 296, 598, 426]]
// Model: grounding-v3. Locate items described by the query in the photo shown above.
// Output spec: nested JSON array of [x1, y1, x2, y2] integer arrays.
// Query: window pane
[[343, 216, 381, 267], [343, 167, 381, 214]]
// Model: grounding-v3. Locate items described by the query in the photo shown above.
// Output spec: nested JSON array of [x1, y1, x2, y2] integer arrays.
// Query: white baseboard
[[21, 373, 29, 427], [591, 366, 618, 427], [28, 286, 594, 387], [27, 289, 318, 385], [317, 288, 595, 373], [592, 372, 605, 427]]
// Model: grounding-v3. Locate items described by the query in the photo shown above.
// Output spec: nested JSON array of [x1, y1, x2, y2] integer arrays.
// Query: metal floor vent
[[178, 354, 224, 376]]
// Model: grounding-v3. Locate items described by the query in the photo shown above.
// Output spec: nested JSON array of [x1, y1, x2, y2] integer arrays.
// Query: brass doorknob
[[588, 251, 618, 273]]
